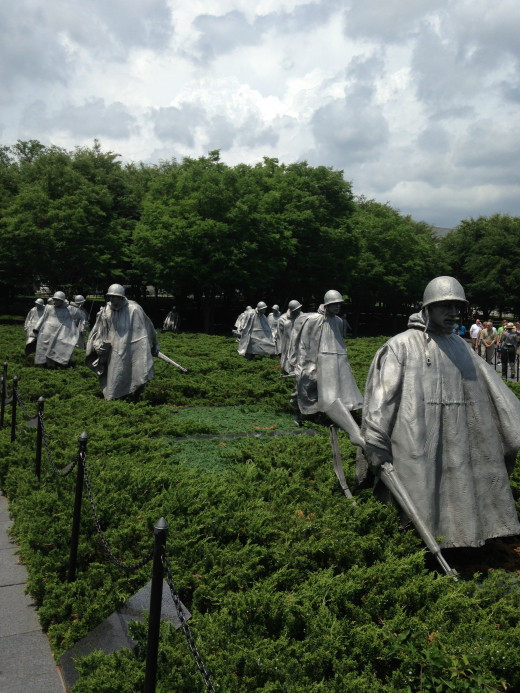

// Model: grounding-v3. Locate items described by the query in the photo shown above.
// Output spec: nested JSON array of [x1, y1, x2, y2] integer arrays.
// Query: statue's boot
[[323, 399, 365, 448]]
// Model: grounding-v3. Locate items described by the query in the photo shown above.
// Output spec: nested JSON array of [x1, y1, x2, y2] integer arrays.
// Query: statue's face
[[290, 308, 301, 318], [53, 299, 64, 308], [326, 302, 342, 315], [428, 301, 461, 333], [110, 295, 125, 311]]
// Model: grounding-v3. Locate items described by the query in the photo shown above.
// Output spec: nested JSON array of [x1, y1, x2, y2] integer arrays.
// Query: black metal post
[[67, 432, 88, 582], [10, 376, 18, 443], [144, 517, 169, 693], [0, 362, 7, 429], [35, 397, 45, 480]]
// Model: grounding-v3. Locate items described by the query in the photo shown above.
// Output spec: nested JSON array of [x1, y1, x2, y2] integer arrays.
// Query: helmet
[[52, 291, 66, 303], [272, 304, 280, 311], [256, 301, 267, 311], [323, 290, 343, 306], [106, 283, 126, 298], [35, 298, 45, 306], [422, 276, 468, 308], [288, 299, 302, 312], [74, 294, 86, 304]]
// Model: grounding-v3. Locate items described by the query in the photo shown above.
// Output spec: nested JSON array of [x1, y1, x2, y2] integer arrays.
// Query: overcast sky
[[1, 0, 519, 227]]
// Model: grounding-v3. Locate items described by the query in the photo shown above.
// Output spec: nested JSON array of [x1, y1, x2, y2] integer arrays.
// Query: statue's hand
[[151, 344, 160, 357], [365, 444, 392, 473]]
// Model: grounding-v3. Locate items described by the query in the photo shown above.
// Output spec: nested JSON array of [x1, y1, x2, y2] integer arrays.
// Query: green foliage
[[441, 214, 520, 316], [1, 326, 520, 692], [349, 197, 447, 316]]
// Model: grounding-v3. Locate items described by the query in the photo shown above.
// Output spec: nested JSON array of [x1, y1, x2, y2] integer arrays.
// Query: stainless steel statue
[[289, 290, 363, 426], [70, 295, 89, 349], [267, 304, 282, 354], [278, 300, 303, 374], [237, 301, 276, 359], [357, 276, 520, 548], [24, 298, 45, 348], [86, 284, 160, 400], [232, 305, 254, 340], [163, 306, 180, 333], [32, 291, 83, 366]]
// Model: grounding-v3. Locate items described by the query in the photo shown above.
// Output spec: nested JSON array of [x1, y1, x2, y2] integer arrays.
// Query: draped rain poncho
[[86, 299, 159, 400], [358, 312, 520, 548], [34, 304, 82, 366], [289, 306, 363, 414], [237, 310, 276, 356]]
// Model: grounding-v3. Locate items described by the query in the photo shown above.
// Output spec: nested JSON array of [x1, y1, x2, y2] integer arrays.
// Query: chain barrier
[[14, 389, 34, 420], [81, 452, 153, 572], [163, 554, 217, 692], [39, 411, 79, 477]]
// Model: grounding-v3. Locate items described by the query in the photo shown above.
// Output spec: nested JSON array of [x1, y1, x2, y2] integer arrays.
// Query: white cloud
[[1, 0, 519, 227]]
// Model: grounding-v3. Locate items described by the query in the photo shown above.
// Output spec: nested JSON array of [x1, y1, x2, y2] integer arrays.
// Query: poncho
[[34, 304, 82, 366], [24, 305, 45, 339], [289, 306, 363, 414], [278, 310, 302, 373], [86, 299, 159, 400], [358, 312, 520, 548], [237, 310, 276, 356]]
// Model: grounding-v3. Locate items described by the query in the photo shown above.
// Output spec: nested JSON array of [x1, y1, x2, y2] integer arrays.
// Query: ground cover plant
[[1, 325, 520, 691]]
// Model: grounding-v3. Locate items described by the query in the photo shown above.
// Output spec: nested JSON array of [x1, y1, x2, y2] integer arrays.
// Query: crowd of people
[[463, 317, 520, 379]]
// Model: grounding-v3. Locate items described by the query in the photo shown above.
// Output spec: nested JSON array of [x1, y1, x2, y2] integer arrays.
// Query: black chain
[[81, 453, 153, 572], [163, 554, 216, 692], [15, 389, 33, 420], [40, 412, 79, 477]]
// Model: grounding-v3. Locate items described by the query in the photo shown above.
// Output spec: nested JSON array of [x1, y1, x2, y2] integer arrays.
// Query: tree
[[348, 197, 447, 332], [0, 141, 151, 296], [441, 214, 520, 316]]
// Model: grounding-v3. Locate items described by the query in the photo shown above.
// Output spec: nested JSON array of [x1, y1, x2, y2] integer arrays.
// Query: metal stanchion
[[144, 517, 169, 693], [10, 376, 18, 442], [35, 397, 44, 480], [67, 432, 88, 582]]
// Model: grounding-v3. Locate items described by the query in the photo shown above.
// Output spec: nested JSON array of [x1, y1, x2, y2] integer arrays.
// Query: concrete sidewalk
[[0, 493, 65, 693]]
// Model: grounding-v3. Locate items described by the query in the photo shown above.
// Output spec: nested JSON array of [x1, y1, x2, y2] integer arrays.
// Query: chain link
[[163, 554, 217, 692], [39, 412, 79, 477], [15, 389, 33, 420], [81, 453, 153, 572]]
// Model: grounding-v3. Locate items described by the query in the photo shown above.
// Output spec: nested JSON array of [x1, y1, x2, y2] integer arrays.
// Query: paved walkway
[[0, 493, 65, 692]]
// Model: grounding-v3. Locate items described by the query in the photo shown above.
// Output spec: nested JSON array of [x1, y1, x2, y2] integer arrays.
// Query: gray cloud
[[150, 105, 206, 146], [21, 99, 139, 139], [150, 102, 278, 153], [0, 6, 72, 104], [190, 0, 340, 65], [343, 0, 437, 42]]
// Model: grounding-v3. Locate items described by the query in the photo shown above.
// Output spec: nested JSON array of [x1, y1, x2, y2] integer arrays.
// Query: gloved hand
[[364, 443, 392, 473]]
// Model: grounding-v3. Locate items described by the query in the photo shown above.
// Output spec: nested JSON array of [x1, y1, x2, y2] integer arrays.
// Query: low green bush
[[0, 325, 519, 692]]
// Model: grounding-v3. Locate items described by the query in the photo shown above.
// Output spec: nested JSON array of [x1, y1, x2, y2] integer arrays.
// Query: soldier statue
[[278, 300, 303, 374], [237, 301, 276, 360], [70, 295, 90, 349], [24, 298, 45, 351], [288, 290, 363, 426], [32, 291, 83, 367], [357, 276, 520, 549], [86, 284, 159, 401]]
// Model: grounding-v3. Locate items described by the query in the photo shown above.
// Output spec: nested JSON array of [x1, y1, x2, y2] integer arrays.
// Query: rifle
[[156, 351, 188, 373], [329, 406, 458, 579], [278, 373, 296, 379]]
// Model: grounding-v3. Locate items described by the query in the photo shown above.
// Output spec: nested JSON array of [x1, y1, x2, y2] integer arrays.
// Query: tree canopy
[[3, 138, 516, 330]]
